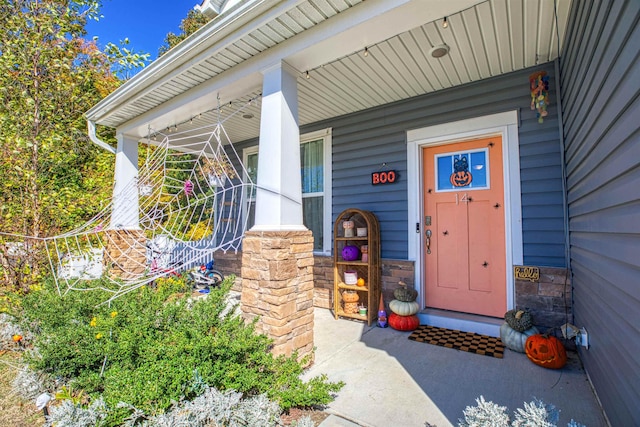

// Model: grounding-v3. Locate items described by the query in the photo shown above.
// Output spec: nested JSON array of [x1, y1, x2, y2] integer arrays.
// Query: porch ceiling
[[86, 0, 572, 146]]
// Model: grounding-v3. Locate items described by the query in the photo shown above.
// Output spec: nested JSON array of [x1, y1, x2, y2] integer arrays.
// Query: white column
[[252, 60, 306, 231], [110, 133, 140, 229]]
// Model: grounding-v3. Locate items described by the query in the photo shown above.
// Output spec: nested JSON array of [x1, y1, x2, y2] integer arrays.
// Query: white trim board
[[406, 111, 523, 326]]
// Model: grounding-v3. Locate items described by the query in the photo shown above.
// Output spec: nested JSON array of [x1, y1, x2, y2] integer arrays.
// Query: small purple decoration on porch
[[378, 310, 388, 328], [184, 179, 194, 196], [378, 294, 388, 328], [341, 245, 360, 261]]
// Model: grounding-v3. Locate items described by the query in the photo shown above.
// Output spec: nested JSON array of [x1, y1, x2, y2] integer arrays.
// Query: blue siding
[[238, 67, 567, 265], [560, 0, 640, 425], [304, 65, 566, 265]]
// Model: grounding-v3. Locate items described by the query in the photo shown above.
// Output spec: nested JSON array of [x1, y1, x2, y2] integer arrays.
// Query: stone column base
[[103, 229, 147, 280], [241, 230, 314, 363]]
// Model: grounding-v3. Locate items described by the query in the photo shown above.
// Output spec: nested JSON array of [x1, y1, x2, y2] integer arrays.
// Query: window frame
[[243, 128, 332, 254]]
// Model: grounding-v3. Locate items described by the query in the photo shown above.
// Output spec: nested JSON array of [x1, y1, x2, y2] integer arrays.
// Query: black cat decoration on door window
[[450, 155, 473, 187]]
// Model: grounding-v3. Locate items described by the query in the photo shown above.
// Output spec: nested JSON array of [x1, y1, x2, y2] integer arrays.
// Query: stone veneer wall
[[213, 250, 243, 292], [240, 230, 315, 362], [219, 250, 571, 331], [515, 267, 572, 330], [103, 229, 146, 279], [311, 256, 333, 309], [312, 255, 415, 312]]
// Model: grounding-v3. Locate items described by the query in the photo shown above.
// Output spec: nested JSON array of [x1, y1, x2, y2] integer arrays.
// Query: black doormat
[[408, 325, 504, 359]]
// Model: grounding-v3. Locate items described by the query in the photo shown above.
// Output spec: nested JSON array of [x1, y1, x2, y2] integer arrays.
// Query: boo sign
[[371, 170, 398, 185]]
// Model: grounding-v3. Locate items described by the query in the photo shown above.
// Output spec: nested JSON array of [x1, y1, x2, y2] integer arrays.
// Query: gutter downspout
[[554, 59, 570, 270], [87, 120, 116, 154], [554, 58, 574, 329]]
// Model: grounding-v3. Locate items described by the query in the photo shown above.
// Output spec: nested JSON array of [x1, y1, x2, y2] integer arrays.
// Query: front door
[[422, 136, 506, 318]]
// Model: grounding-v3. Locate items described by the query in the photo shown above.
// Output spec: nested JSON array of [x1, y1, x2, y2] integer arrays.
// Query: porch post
[[104, 134, 146, 279], [253, 60, 305, 230], [241, 60, 315, 362], [111, 133, 140, 230]]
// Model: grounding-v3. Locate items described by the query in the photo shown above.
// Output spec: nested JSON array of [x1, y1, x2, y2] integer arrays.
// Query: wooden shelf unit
[[333, 208, 380, 326]]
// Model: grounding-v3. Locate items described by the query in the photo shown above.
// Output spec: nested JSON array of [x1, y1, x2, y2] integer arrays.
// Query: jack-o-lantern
[[450, 170, 473, 187], [525, 334, 567, 369]]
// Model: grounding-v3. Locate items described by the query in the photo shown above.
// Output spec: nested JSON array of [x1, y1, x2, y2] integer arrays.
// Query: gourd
[[504, 309, 533, 332], [389, 299, 420, 316], [525, 334, 567, 369], [499, 322, 539, 353], [393, 282, 418, 302], [388, 313, 420, 331]]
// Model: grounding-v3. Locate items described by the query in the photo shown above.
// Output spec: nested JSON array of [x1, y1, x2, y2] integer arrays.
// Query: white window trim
[[243, 127, 332, 254], [242, 145, 259, 234]]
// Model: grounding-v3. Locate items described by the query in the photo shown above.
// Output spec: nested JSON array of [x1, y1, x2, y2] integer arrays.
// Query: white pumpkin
[[500, 322, 539, 353], [389, 299, 420, 316]]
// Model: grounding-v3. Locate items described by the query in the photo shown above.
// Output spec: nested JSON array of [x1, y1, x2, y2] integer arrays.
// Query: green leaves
[[158, 9, 212, 57], [103, 38, 150, 80], [0, 1, 110, 233], [0, 0, 128, 289], [19, 277, 343, 425]]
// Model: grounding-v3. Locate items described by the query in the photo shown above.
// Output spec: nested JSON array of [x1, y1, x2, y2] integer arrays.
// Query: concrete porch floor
[[305, 308, 608, 427]]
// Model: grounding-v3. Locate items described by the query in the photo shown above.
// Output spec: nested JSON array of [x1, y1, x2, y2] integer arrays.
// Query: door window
[[435, 149, 489, 192]]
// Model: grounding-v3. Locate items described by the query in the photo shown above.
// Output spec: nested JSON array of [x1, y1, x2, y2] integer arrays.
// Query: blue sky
[[86, 0, 197, 61]]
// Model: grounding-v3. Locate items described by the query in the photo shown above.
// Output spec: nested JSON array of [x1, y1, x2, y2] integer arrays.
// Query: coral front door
[[422, 136, 506, 318]]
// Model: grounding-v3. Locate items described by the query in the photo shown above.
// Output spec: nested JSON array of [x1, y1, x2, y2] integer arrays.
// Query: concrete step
[[417, 308, 503, 337]]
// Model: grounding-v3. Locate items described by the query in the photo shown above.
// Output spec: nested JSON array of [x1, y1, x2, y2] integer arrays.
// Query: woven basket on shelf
[[343, 302, 359, 314]]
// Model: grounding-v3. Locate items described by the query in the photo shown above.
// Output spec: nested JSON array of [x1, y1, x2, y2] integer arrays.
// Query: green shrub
[[20, 277, 343, 426]]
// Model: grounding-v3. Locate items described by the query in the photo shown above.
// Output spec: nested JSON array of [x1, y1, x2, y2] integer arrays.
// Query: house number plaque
[[513, 266, 540, 282]]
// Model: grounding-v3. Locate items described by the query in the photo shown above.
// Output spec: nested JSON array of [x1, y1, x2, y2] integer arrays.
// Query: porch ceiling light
[[429, 44, 450, 58]]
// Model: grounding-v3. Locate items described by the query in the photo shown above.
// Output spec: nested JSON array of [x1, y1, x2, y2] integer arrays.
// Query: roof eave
[[85, 0, 291, 125]]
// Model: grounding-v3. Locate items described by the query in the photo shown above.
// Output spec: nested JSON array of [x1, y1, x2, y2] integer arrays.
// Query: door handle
[[425, 229, 432, 254]]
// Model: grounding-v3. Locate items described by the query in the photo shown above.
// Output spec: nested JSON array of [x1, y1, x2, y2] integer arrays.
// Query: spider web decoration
[[40, 96, 259, 301]]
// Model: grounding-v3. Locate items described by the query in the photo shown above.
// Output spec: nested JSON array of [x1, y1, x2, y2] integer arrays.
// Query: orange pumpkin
[[388, 313, 420, 331], [525, 334, 567, 369], [342, 291, 359, 303], [450, 170, 473, 187]]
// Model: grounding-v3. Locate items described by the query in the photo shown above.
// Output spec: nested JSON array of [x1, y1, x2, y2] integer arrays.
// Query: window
[[244, 149, 259, 228], [243, 129, 332, 253], [435, 148, 489, 192]]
